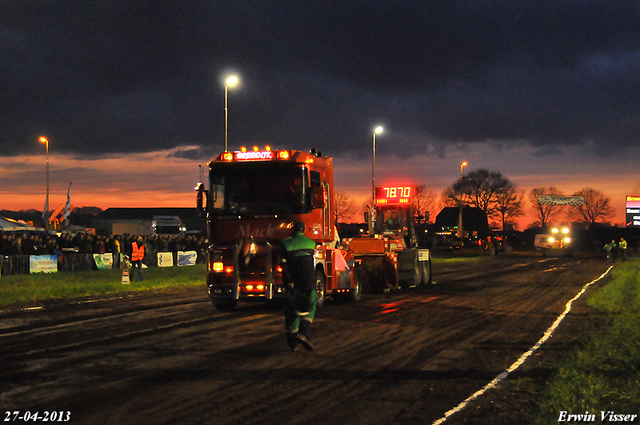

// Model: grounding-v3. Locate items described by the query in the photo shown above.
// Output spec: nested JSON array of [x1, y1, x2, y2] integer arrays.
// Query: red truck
[[197, 147, 360, 310]]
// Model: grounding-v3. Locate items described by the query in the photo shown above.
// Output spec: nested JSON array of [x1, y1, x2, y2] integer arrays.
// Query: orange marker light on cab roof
[[277, 150, 290, 160], [222, 152, 233, 161]]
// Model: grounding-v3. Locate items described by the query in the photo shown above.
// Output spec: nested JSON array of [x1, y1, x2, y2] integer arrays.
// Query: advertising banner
[[626, 196, 640, 227], [177, 251, 197, 267], [93, 253, 113, 270], [30, 255, 58, 273], [157, 252, 174, 267]]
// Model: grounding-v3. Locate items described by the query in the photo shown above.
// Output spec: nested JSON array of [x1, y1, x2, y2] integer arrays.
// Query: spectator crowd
[[0, 231, 208, 266]]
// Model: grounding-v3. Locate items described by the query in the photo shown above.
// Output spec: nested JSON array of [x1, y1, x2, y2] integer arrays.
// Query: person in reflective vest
[[281, 222, 317, 352], [130, 236, 146, 281], [619, 238, 628, 261]]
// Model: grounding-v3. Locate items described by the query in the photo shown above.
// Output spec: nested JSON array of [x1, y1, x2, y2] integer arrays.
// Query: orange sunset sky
[[2, 140, 638, 229]]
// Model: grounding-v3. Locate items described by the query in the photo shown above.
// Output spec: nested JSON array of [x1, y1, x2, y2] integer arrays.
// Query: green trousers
[[285, 288, 317, 339]]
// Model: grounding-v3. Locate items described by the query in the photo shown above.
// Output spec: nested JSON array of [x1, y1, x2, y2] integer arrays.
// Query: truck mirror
[[196, 183, 207, 212]]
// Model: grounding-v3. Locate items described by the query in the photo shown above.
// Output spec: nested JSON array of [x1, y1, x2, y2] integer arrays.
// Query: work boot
[[296, 334, 314, 352]]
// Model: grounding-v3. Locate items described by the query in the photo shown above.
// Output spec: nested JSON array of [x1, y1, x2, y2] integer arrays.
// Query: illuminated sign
[[235, 151, 274, 161], [375, 186, 413, 206], [538, 195, 584, 206], [626, 195, 640, 227]]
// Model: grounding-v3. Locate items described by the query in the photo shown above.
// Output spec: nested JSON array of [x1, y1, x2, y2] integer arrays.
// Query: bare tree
[[568, 187, 615, 227], [413, 185, 436, 223], [495, 186, 524, 230], [529, 187, 563, 226], [334, 191, 357, 224], [444, 169, 521, 227]]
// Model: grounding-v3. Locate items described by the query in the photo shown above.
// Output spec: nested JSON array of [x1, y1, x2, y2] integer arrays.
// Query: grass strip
[[0, 265, 206, 308], [531, 259, 640, 424]]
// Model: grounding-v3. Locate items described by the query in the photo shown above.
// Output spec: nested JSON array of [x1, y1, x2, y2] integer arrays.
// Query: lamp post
[[224, 75, 239, 152], [370, 126, 384, 235], [39, 136, 49, 228], [458, 161, 467, 243]]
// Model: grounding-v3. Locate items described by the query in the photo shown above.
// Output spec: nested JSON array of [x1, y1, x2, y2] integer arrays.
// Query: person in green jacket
[[281, 222, 317, 352], [603, 240, 617, 263]]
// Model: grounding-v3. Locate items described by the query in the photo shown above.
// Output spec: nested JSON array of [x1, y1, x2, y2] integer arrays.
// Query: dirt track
[[1, 255, 612, 425]]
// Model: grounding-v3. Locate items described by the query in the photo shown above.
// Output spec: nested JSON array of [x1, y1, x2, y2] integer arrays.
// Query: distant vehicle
[[112, 216, 186, 236], [535, 225, 573, 256], [151, 216, 186, 236]]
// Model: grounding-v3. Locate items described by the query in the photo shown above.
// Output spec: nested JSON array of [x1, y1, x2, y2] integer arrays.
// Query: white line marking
[[431, 265, 614, 425]]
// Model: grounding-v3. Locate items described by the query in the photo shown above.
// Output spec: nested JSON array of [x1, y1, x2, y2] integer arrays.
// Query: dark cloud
[[2, 0, 640, 158]]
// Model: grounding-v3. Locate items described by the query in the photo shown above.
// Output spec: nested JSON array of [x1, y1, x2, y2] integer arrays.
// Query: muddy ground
[[1, 255, 612, 425]]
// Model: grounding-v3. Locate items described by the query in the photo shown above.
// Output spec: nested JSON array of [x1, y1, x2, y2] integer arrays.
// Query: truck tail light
[[212, 261, 224, 273], [224, 266, 234, 274]]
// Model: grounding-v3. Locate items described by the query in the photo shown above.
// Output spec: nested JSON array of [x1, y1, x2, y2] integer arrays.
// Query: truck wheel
[[315, 270, 326, 308], [397, 250, 420, 288], [213, 300, 237, 311], [350, 265, 363, 302], [413, 262, 424, 287], [421, 260, 432, 285]]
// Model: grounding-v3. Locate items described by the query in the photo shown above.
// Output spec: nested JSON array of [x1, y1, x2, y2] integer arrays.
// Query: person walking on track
[[281, 222, 317, 352]]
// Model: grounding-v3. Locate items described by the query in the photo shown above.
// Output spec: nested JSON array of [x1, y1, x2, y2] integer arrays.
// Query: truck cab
[[342, 185, 431, 292], [197, 147, 359, 310], [375, 206, 418, 248]]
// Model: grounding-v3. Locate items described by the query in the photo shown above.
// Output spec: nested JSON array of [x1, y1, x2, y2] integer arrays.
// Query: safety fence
[[0, 250, 206, 277]]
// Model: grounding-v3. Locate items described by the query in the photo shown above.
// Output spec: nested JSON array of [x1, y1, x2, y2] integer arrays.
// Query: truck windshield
[[210, 164, 308, 216], [375, 208, 408, 233]]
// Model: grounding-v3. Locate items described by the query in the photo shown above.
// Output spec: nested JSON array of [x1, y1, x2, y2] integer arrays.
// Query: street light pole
[[458, 161, 467, 244], [370, 126, 383, 235], [39, 136, 49, 228], [224, 75, 238, 152]]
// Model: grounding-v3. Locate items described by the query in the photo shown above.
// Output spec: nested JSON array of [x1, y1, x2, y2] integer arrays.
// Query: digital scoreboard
[[375, 186, 414, 206], [626, 196, 640, 227]]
